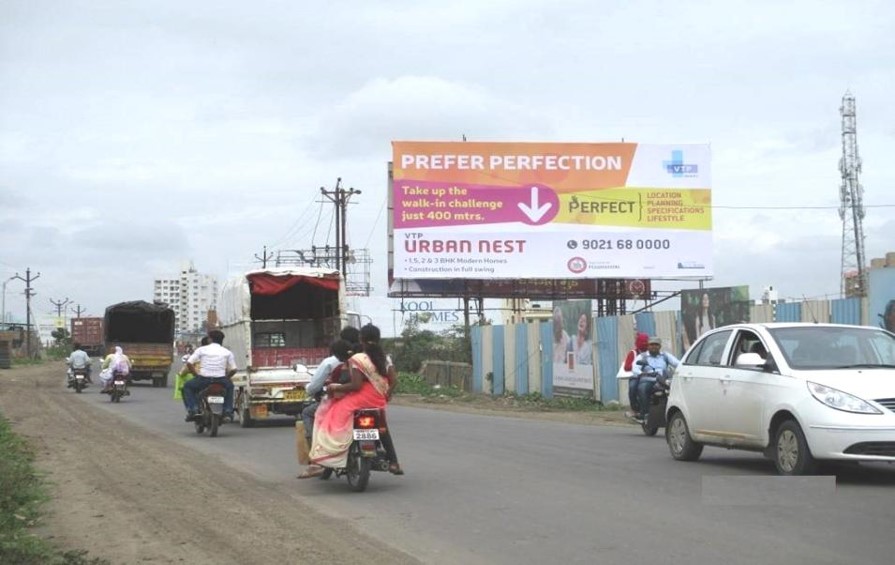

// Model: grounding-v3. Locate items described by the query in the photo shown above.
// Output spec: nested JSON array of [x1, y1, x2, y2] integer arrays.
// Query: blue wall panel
[[539, 322, 554, 398], [597, 316, 620, 402], [471, 326, 483, 394], [634, 312, 656, 339], [830, 298, 862, 325], [775, 302, 802, 322], [491, 325, 505, 395]]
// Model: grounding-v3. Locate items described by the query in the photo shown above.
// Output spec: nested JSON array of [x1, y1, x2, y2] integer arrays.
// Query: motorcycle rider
[[66, 342, 92, 387], [301, 326, 361, 445], [631, 336, 680, 423], [100, 345, 132, 393], [182, 330, 237, 422], [622, 332, 650, 419]]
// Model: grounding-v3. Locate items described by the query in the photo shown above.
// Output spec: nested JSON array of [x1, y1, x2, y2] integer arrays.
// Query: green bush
[[384, 321, 471, 373]]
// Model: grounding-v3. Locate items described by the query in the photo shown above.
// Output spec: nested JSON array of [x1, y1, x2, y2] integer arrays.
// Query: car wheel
[[666, 412, 703, 461], [774, 420, 817, 476]]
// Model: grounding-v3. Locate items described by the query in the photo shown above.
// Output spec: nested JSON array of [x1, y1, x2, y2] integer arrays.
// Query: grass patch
[[0, 413, 108, 565], [395, 373, 623, 412], [395, 373, 467, 398], [11, 357, 44, 367]]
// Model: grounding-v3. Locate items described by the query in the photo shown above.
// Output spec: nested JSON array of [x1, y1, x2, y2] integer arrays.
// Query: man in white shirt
[[66, 342, 92, 386], [183, 330, 237, 422]]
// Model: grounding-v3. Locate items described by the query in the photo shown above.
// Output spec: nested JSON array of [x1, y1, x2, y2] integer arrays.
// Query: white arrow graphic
[[518, 186, 552, 222]]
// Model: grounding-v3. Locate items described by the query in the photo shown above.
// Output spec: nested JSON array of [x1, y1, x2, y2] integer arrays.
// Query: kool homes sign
[[391, 141, 713, 280]]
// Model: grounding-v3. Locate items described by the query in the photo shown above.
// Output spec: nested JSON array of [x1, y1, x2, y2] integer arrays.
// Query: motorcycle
[[632, 360, 672, 437], [68, 367, 90, 393], [108, 371, 130, 403], [320, 408, 393, 492], [194, 381, 227, 438]]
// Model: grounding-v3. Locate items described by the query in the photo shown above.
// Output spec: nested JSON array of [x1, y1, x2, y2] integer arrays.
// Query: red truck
[[70, 317, 104, 356]]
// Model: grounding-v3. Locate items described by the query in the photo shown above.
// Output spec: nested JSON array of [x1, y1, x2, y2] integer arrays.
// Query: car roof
[[710, 322, 875, 332]]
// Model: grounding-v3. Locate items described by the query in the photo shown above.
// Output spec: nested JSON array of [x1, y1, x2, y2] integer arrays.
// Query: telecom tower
[[838, 91, 867, 298]]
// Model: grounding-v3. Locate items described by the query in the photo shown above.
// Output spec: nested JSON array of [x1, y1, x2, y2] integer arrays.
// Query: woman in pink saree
[[299, 324, 394, 478]]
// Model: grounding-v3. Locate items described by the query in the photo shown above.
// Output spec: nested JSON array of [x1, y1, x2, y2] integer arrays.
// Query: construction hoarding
[[390, 141, 712, 283]]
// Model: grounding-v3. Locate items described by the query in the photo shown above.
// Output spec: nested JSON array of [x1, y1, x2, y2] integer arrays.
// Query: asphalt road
[[72, 377, 895, 565]]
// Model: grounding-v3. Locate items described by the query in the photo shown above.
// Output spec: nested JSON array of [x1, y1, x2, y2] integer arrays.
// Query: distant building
[[153, 261, 218, 334]]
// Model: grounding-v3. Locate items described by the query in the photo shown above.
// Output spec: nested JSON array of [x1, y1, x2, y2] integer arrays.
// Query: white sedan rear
[[665, 323, 895, 475]]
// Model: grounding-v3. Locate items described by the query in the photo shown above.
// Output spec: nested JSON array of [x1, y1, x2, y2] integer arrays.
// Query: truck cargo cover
[[104, 301, 175, 344], [218, 268, 341, 325]]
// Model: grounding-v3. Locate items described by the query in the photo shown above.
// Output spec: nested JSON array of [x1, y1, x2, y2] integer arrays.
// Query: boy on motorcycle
[[631, 336, 680, 423]]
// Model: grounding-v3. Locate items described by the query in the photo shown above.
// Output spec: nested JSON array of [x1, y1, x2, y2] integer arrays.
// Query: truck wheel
[[240, 405, 254, 428], [237, 393, 254, 428]]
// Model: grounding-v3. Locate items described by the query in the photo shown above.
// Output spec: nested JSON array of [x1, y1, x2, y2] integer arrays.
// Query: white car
[[665, 322, 895, 475]]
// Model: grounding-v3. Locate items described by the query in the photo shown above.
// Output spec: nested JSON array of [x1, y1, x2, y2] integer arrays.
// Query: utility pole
[[13, 268, 40, 358], [254, 245, 274, 268], [50, 297, 70, 334], [72, 304, 87, 318], [320, 178, 361, 280]]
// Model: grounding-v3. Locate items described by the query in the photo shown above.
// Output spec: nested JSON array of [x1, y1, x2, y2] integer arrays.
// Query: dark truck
[[104, 301, 175, 387]]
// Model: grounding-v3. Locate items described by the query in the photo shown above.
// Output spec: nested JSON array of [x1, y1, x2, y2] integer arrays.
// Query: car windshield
[[768, 326, 895, 370]]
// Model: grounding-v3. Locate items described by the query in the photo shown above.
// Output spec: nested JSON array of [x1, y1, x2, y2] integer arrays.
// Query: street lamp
[[2, 276, 17, 324]]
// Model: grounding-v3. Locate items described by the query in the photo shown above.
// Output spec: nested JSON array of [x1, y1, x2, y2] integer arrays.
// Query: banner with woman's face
[[869, 269, 895, 332], [552, 299, 594, 394], [680, 285, 750, 349]]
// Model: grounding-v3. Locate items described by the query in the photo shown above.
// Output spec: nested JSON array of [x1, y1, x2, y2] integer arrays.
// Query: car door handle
[[719, 375, 732, 384]]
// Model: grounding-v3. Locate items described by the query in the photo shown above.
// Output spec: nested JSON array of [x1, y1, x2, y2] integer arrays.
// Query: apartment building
[[153, 261, 218, 334]]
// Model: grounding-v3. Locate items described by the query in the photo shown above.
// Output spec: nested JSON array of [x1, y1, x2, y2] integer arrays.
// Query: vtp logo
[[663, 149, 698, 177]]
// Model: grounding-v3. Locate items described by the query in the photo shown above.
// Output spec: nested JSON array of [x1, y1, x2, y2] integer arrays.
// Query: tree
[[51, 327, 70, 347]]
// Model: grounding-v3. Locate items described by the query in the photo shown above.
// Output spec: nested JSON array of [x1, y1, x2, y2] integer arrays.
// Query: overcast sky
[[2, 0, 894, 336]]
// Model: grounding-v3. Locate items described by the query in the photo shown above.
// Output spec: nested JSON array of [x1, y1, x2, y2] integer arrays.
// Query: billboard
[[391, 141, 712, 280], [549, 300, 595, 394], [680, 286, 750, 350], [869, 268, 895, 332]]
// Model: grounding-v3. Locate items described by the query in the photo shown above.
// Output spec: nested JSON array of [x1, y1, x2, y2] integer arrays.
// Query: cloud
[[304, 76, 554, 159]]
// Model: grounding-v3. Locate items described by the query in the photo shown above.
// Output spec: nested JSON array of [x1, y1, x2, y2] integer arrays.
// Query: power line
[[364, 195, 387, 249], [715, 204, 893, 210]]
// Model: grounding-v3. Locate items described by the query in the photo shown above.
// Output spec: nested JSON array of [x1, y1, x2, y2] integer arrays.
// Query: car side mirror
[[293, 363, 309, 374], [735, 352, 766, 369], [635, 359, 648, 367]]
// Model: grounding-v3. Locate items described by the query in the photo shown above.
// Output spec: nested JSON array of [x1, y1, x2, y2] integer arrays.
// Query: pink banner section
[[393, 180, 559, 229]]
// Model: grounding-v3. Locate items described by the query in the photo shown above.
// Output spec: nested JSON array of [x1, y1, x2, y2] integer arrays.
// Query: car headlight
[[806, 382, 882, 414]]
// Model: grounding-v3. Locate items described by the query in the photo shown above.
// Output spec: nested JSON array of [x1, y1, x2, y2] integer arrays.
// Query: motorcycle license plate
[[283, 390, 306, 401], [75, 375, 84, 380], [113, 380, 125, 385], [353, 429, 379, 441], [207, 396, 225, 404]]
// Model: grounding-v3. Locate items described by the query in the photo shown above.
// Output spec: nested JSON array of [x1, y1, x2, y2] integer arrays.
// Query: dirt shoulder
[[0, 362, 419, 565]]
